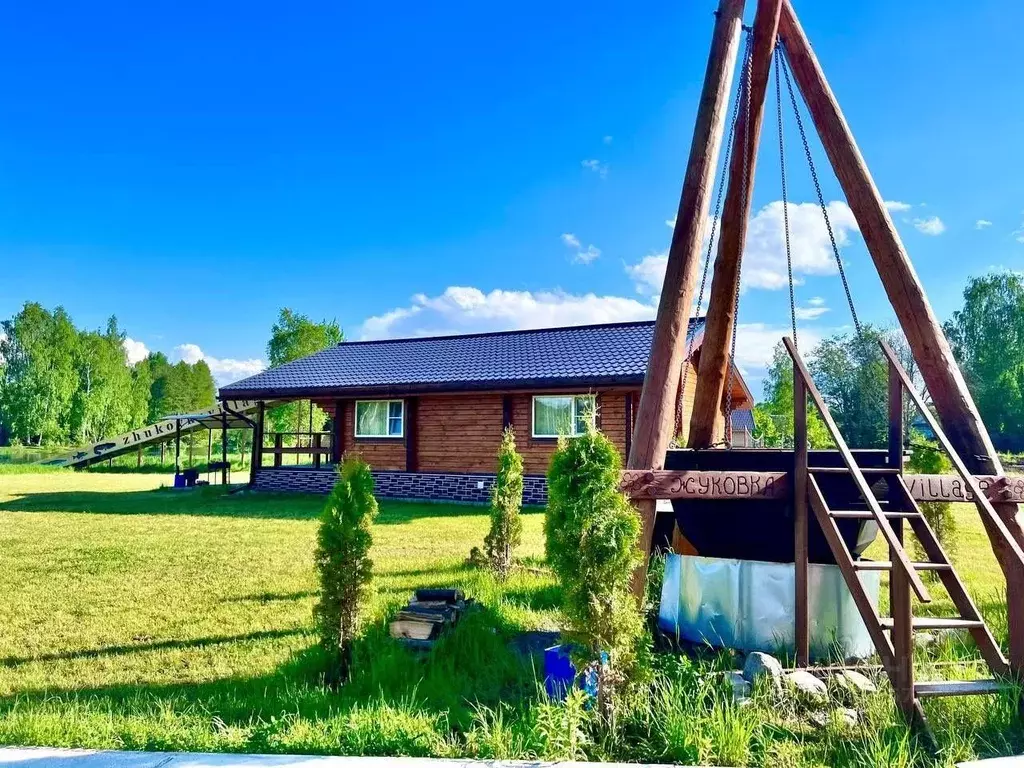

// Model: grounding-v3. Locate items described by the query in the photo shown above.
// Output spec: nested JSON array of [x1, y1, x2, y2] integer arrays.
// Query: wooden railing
[[878, 340, 1024, 571], [261, 432, 333, 468]]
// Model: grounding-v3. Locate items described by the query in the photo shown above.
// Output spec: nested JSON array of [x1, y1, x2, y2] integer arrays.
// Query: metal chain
[[775, 43, 798, 349], [778, 39, 861, 334], [675, 27, 754, 443], [724, 27, 755, 448]]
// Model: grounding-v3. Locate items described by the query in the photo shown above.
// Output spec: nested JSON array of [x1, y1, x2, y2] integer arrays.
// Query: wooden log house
[[218, 319, 753, 503]]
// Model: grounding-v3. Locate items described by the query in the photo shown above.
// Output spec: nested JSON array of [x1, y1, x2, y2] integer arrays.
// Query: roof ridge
[[338, 317, 704, 347]]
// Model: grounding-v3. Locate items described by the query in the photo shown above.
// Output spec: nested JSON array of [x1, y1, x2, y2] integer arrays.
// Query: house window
[[532, 395, 596, 438], [355, 400, 404, 438]]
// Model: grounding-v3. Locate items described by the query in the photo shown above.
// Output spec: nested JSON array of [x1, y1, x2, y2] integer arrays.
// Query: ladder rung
[[809, 466, 901, 474], [854, 560, 950, 571], [831, 510, 919, 519], [915, 679, 1006, 698], [879, 617, 984, 630]]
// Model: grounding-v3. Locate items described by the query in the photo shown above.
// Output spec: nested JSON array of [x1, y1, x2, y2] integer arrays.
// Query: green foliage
[[314, 456, 378, 681], [906, 435, 957, 565], [545, 428, 644, 689], [809, 326, 889, 448], [484, 427, 524, 580], [70, 317, 141, 443], [0, 302, 80, 444], [752, 342, 833, 448], [945, 271, 1024, 451], [265, 308, 344, 437]]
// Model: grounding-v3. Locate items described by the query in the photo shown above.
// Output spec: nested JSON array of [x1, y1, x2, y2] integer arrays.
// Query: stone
[[785, 670, 829, 706], [914, 631, 937, 650], [720, 670, 752, 704], [829, 669, 877, 702], [837, 707, 860, 728], [742, 651, 784, 691]]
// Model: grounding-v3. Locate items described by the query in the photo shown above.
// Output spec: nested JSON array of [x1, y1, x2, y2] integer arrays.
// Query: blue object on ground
[[173, 473, 186, 488], [544, 644, 608, 701]]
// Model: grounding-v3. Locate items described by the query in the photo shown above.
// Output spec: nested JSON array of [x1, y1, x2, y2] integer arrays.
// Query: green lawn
[[0, 471, 1021, 766]]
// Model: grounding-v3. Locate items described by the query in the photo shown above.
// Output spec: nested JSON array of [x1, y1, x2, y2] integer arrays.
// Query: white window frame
[[354, 399, 405, 439], [531, 394, 596, 438]]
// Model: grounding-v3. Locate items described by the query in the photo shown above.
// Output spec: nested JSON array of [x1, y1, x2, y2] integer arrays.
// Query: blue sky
[[2, 0, 1022, 395]]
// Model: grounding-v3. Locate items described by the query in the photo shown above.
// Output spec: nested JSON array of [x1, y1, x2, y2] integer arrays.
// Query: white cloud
[[574, 244, 601, 265], [122, 337, 149, 365], [581, 159, 608, 178], [173, 343, 265, 387], [625, 252, 668, 295], [975, 219, 993, 230], [359, 286, 656, 340], [560, 233, 601, 265], [794, 305, 830, 320], [666, 215, 676, 229], [1013, 215, 1024, 243], [732, 323, 824, 391], [912, 216, 946, 236], [885, 200, 913, 213], [807, 296, 826, 306]]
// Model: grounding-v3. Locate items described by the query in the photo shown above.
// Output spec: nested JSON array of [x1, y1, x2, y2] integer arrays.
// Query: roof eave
[[219, 374, 647, 401]]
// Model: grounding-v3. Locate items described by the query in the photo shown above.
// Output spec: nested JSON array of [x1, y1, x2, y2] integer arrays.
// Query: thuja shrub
[[545, 428, 644, 694], [314, 455, 378, 683], [484, 427, 524, 580]]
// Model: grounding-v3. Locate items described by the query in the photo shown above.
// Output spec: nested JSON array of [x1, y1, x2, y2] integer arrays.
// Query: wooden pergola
[[625, 0, 1024, 732]]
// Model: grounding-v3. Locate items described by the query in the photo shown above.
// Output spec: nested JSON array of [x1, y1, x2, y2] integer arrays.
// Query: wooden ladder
[[784, 337, 1015, 732]]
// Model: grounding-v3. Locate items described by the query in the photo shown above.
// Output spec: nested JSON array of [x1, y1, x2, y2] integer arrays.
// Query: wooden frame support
[[793, 354, 809, 666], [688, 0, 783, 450], [778, 0, 1024, 670], [627, 0, 746, 597]]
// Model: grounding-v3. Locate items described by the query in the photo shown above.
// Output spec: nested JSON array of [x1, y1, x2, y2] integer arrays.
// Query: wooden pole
[[778, 0, 1024, 670], [222, 418, 228, 485], [888, 360, 914, 716], [687, 0, 783, 449], [626, 0, 746, 597], [793, 350, 809, 666]]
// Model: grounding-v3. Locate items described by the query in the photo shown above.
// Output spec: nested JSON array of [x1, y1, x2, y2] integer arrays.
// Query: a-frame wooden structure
[[626, 0, 1024, 730]]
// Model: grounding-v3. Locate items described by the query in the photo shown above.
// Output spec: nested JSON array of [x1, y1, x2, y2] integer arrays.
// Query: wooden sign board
[[904, 474, 1024, 504], [620, 470, 788, 500]]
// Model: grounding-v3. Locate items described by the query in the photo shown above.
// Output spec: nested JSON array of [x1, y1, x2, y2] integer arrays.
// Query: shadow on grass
[[0, 487, 491, 525], [0, 601, 549, 753], [0, 629, 308, 668]]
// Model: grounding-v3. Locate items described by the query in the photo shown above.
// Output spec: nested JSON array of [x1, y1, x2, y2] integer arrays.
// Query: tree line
[[753, 271, 1024, 453], [0, 303, 216, 446], [0, 303, 342, 449]]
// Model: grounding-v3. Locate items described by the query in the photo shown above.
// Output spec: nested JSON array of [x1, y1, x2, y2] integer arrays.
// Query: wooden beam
[[626, 0, 746, 598], [778, 0, 1024, 670], [405, 397, 418, 473], [620, 469, 787, 500], [793, 355, 809, 667], [688, 0, 783, 449]]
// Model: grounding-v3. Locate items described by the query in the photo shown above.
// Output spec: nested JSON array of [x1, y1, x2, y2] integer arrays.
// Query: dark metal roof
[[730, 409, 755, 432], [220, 319, 706, 399]]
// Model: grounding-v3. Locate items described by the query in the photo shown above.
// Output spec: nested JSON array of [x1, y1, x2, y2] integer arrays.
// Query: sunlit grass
[[0, 472, 1021, 765]]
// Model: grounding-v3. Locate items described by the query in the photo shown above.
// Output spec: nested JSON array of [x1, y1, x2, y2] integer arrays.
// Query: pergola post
[[174, 418, 181, 474], [778, 0, 1024, 670], [627, 0, 746, 597], [249, 401, 264, 485], [221, 415, 229, 485], [688, 0, 783, 450]]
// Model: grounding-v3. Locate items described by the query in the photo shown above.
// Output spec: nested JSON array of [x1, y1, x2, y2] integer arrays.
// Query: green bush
[[484, 427, 524, 580], [545, 428, 644, 704], [906, 435, 956, 567], [313, 455, 378, 683]]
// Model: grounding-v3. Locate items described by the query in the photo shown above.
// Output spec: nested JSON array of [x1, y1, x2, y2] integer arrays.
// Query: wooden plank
[[620, 470, 787, 500], [915, 680, 1005, 698], [688, 0, 783, 450], [624, 392, 633, 462], [405, 397, 418, 472], [904, 474, 1024, 503], [784, 338, 932, 603], [627, 0, 746, 598], [793, 355, 809, 667], [779, 0, 1024, 669]]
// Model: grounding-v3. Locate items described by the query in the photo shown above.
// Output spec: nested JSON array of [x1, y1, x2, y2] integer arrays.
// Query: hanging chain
[[723, 27, 755, 448], [675, 26, 754, 443], [775, 43, 798, 349], [777, 40, 861, 334]]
